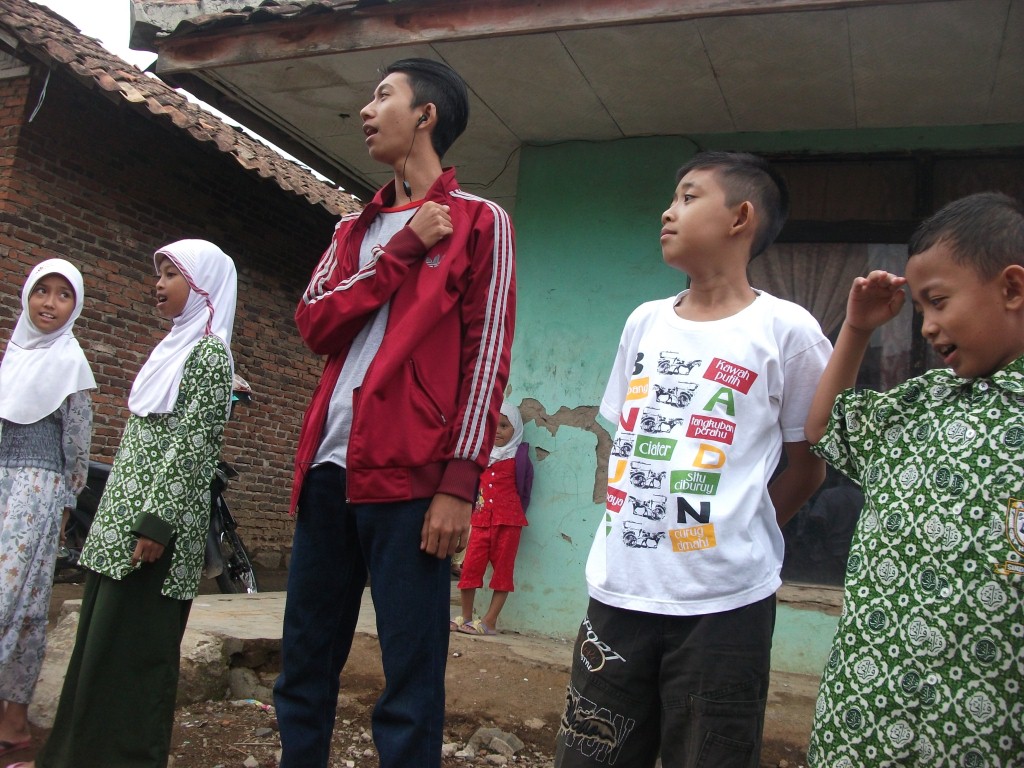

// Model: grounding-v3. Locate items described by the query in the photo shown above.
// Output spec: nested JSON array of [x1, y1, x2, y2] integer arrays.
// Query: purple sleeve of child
[[515, 443, 534, 513]]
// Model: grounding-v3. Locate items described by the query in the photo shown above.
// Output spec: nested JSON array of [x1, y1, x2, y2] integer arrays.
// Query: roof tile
[[0, 0, 361, 216]]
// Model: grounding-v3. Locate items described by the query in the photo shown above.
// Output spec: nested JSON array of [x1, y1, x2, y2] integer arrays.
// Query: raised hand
[[846, 270, 908, 333]]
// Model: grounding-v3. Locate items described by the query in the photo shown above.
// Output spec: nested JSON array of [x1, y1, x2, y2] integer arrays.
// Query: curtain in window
[[748, 243, 870, 336]]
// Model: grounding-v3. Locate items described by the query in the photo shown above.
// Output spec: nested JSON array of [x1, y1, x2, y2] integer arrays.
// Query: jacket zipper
[[409, 359, 447, 425]]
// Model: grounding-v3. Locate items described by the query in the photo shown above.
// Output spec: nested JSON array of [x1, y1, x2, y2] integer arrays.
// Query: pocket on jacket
[[408, 358, 448, 427]]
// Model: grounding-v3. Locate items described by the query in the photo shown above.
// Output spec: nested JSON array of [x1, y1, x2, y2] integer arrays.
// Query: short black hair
[[908, 192, 1024, 280], [382, 58, 469, 160], [675, 151, 789, 259]]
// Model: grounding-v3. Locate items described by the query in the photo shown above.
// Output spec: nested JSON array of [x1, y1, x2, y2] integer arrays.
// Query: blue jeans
[[273, 464, 452, 768]]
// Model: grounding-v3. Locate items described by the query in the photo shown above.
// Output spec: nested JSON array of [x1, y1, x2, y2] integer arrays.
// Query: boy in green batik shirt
[[805, 192, 1024, 767]]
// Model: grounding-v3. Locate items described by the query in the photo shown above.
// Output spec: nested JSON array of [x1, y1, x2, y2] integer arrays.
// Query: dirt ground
[[27, 570, 808, 768]]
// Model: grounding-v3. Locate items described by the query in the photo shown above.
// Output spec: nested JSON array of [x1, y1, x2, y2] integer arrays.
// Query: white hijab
[[0, 258, 96, 424], [489, 400, 524, 465], [128, 240, 237, 417]]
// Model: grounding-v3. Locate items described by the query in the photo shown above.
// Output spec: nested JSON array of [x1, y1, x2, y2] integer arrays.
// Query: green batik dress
[[808, 356, 1024, 768], [38, 337, 232, 768], [80, 335, 232, 599]]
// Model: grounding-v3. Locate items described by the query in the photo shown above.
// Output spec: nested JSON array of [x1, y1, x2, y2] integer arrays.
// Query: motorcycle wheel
[[215, 528, 259, 594]]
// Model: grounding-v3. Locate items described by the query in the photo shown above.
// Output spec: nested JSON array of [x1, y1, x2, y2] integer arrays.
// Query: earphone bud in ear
[[418, 114, 428, 125]]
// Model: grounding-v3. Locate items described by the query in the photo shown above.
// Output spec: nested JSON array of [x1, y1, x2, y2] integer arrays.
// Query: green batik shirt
[[80, 336, 231, 600], [808, 356, 1024, 768]]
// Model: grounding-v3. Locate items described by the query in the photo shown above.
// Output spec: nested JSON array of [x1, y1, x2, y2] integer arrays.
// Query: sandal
[[457, 619, 497, 636], [0, 738, 32, 757], [449, 615, 466, 632]]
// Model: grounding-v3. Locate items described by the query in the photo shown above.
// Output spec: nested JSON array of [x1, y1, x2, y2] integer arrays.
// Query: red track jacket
[[290, 168, 516, 511]]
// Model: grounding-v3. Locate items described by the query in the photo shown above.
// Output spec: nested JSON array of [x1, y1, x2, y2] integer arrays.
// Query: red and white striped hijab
[[128, 239, 236, 417]]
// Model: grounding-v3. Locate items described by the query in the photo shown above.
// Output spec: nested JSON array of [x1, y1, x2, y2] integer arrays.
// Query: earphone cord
[[401, 130, 417, 200]]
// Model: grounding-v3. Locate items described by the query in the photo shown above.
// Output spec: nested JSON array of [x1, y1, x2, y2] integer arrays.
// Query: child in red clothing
[[452, 400, 533, 635]]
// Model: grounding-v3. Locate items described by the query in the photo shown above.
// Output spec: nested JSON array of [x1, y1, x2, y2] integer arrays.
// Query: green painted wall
[[498, 137, 692, 637], [481, 124, 1022, 676]]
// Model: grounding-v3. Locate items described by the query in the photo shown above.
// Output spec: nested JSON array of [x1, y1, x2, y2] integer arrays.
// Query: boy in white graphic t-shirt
[[556, 151, 832, 768]]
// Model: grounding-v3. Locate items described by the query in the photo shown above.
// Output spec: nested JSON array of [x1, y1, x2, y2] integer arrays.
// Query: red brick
[[0, 69, 343, 554]]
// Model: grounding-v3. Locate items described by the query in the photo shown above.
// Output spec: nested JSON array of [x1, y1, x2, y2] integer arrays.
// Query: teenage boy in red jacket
[[274, 58, 516, 768]]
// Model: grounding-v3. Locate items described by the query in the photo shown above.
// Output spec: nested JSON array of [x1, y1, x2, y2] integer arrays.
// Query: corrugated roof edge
[[129, 1, 361, 51]]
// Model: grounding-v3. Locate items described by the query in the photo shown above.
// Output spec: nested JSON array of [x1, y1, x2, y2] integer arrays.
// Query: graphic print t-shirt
[[587, 290, 831, 615]]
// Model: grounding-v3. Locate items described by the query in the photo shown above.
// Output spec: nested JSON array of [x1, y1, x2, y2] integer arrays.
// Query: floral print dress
[[0, 390, 92, 704]]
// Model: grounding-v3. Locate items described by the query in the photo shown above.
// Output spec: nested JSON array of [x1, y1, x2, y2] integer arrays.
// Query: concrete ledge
[[38, 588, 816, 748], [39, 589, 575, 722]]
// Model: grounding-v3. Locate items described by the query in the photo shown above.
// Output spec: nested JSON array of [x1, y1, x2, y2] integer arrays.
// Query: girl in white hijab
[[32, 240, 236, 768], [128, 239, 236, 418], [0, 259, 95, 756]]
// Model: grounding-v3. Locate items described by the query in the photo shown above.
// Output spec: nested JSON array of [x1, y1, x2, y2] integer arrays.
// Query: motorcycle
[[55, 376, 259, 594]]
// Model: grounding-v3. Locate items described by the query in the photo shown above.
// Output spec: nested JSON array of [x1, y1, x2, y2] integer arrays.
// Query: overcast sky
[[35, 0, 157, 70]]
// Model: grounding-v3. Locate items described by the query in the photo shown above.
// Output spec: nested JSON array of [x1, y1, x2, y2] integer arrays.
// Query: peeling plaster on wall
[[519, 398, 610, 504]]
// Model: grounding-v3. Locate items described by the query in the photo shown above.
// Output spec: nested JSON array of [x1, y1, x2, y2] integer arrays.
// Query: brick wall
[[0, 73, 29, 215], [0, 68, 347, 561]]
